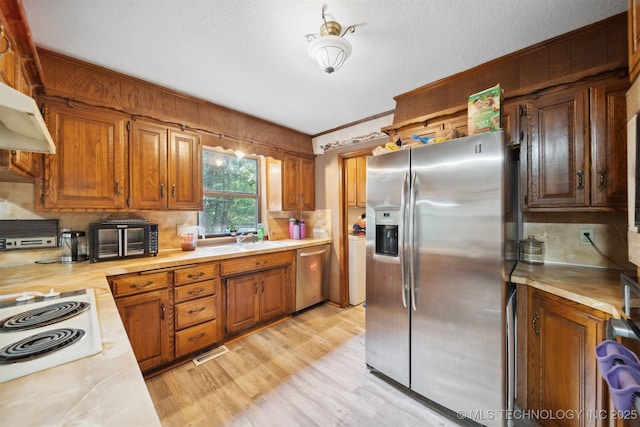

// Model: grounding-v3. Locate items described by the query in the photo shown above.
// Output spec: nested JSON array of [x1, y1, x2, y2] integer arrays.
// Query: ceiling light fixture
[[305, 4, 357, 74]]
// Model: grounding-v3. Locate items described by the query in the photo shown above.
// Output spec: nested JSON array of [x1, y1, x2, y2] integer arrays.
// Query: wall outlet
[[579, 228, 594, 246]]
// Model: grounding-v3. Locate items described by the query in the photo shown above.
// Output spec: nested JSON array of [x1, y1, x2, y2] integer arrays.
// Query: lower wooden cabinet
[[225, 267, 286, 335], [173, 263, 223, 358], [113, 286, 172, 372], [517, 285, 608, 427], [109, 250, 296, 373]]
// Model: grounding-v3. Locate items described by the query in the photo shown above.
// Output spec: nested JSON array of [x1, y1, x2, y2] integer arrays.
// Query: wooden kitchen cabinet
[[225, 267, 286, 335], [282, 153, 315, 211], [129, 120, 202, 210], [40, 100, 127, 210], [173, 263, 223, 358], [589, 79, 628, 208], [520, 77, 628, 211], [109, 271, 172, 372], [222, 250, 293, 336], [346, 156, 367, 208], [517, 285, 608, 427]]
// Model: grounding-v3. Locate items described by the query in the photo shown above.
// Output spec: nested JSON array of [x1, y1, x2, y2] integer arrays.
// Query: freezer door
[[409, 131, 509, 427], [365, 149, 411, 387]]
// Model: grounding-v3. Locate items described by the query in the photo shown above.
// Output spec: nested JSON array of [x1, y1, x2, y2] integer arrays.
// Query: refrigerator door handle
[[409, 171, 417, 311], [399, 172, 408, 308]]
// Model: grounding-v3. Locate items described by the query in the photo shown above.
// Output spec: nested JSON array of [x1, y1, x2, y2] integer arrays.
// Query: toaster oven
[[88, 220, 158, 263]]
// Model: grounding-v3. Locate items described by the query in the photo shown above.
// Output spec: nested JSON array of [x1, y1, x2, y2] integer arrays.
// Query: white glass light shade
[[307, 35, 352, 74]]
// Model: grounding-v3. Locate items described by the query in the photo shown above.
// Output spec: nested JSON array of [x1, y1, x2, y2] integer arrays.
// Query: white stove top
[[0, 288, 103, 383]]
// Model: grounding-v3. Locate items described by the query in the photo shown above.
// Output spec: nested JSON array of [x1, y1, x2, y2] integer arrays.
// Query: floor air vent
[[192, 345, 229, 366]]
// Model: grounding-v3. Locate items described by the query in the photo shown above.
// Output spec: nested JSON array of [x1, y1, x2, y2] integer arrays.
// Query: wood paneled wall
[[36, 48, 313, 158], [387, 13, 628, 133]]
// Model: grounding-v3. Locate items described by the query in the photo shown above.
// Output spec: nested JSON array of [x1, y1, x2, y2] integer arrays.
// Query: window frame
[[199, 147, 261, 239]]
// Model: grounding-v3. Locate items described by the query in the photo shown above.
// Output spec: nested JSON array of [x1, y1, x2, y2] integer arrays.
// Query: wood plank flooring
[[145, 303, 462, 427]]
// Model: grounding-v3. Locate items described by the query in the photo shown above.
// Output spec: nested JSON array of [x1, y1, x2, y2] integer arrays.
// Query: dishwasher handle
[[299, 248, 329, 257]]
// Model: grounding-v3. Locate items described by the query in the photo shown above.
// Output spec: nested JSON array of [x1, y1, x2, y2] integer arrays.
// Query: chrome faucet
[[235, 232, 256, 244]]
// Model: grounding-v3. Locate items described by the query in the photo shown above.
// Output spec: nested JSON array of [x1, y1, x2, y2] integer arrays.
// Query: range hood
[[0, 82, 55, 154]]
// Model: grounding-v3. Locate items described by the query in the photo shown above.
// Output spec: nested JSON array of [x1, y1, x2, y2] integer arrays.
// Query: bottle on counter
[[257, 223, 264, 242], [293, 220, 300, 240], [300, 219, 306, 239], [289, 218, 295, 239]]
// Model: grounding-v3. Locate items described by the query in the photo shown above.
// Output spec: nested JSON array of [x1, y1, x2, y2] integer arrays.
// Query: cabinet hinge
[[224, 325, 227, 335]]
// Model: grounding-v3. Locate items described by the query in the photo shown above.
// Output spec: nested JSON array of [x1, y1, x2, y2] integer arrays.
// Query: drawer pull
[[130, 280, 154, 289], [187, 287, 205, 295], [187, 272, 205, 279], [255, 260, 268, 266], [188, 333, 206, 342], [188, 306, 207, 314]]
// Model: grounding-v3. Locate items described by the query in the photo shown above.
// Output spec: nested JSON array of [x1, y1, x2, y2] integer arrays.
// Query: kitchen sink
[[201, 240, 288, 255], [238, 241, 288, 250]]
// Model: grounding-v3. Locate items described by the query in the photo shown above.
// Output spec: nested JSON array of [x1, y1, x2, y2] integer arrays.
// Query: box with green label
[[467, 84, 503, 135]]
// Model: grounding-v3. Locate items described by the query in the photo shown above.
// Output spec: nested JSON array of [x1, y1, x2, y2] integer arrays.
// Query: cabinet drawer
[[174, 263, 217, 285], [175, 295, 218, 330], [110, 272, 171, 297], [220, 251, 294, 276], [175, 320, 220, 358], [174, 279, 218, 303]]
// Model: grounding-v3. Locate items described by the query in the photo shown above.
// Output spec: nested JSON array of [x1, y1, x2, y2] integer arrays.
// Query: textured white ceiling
[[20, 0, 627, 136]]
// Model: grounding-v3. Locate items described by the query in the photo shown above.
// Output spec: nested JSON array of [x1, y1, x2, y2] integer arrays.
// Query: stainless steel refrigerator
[[365, 131, 517, 427]]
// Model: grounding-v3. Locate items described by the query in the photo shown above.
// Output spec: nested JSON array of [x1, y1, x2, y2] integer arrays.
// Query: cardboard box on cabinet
[[467, 84, 503, 135]]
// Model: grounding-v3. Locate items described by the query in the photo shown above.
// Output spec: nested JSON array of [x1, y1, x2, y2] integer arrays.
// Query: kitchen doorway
[[339, 149, 370, 307]]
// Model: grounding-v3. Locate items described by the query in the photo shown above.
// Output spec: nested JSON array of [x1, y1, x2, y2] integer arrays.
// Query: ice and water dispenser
[[375, 210, 399, 257]]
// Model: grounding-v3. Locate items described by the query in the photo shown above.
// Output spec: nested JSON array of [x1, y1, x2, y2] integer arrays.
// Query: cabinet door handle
[[262, 280, 265, 293], [188, 306, 206, 314], [254, 282, 258, 294], [171, 184, 176, 198], [160, 183, 165, 198], [187, 272, 205, 279], [532, 312, 540, 336], [187, 287, 205, 295], [115, 180, 121, 195], [161, 303, 166, 321], [597, 169, 606, 191], [130, 280, 154, 289], [576, 170, 584, 190], [188, 333, 206, 342]]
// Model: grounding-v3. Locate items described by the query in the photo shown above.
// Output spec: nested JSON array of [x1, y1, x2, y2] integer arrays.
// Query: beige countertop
[[0, 238, 330, 426], [511, 262, 631, 318]]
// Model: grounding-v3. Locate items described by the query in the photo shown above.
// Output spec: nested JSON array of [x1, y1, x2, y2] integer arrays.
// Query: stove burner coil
[[0, 301, 90, 331], [0, 328, 86, 363]]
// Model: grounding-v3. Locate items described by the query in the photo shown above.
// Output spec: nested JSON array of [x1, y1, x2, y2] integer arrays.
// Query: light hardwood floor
[[146, 303, 463, 427]]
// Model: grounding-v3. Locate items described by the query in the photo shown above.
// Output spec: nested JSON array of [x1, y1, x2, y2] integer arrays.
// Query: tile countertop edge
[[0, 238, 331, 426], [511, 262, 630, 319]]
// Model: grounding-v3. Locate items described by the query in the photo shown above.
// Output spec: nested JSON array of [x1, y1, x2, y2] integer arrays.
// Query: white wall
[[313, 115, 393, 302]]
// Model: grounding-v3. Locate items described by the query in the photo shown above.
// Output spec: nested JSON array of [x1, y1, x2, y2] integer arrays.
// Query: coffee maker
[[59, 231, 88, 263]]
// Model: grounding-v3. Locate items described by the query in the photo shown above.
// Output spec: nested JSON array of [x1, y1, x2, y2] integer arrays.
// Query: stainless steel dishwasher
[[295, 244, 331, 312]]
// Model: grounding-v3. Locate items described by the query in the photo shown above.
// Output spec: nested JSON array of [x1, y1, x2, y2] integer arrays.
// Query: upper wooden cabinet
[[346, 156, 367, 208], [267, 154, 315, 212], [520, 77, 628, 211], [129, 121, 202, 210], [283, 153, 315, 211], [40, 101, 127, 210]]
